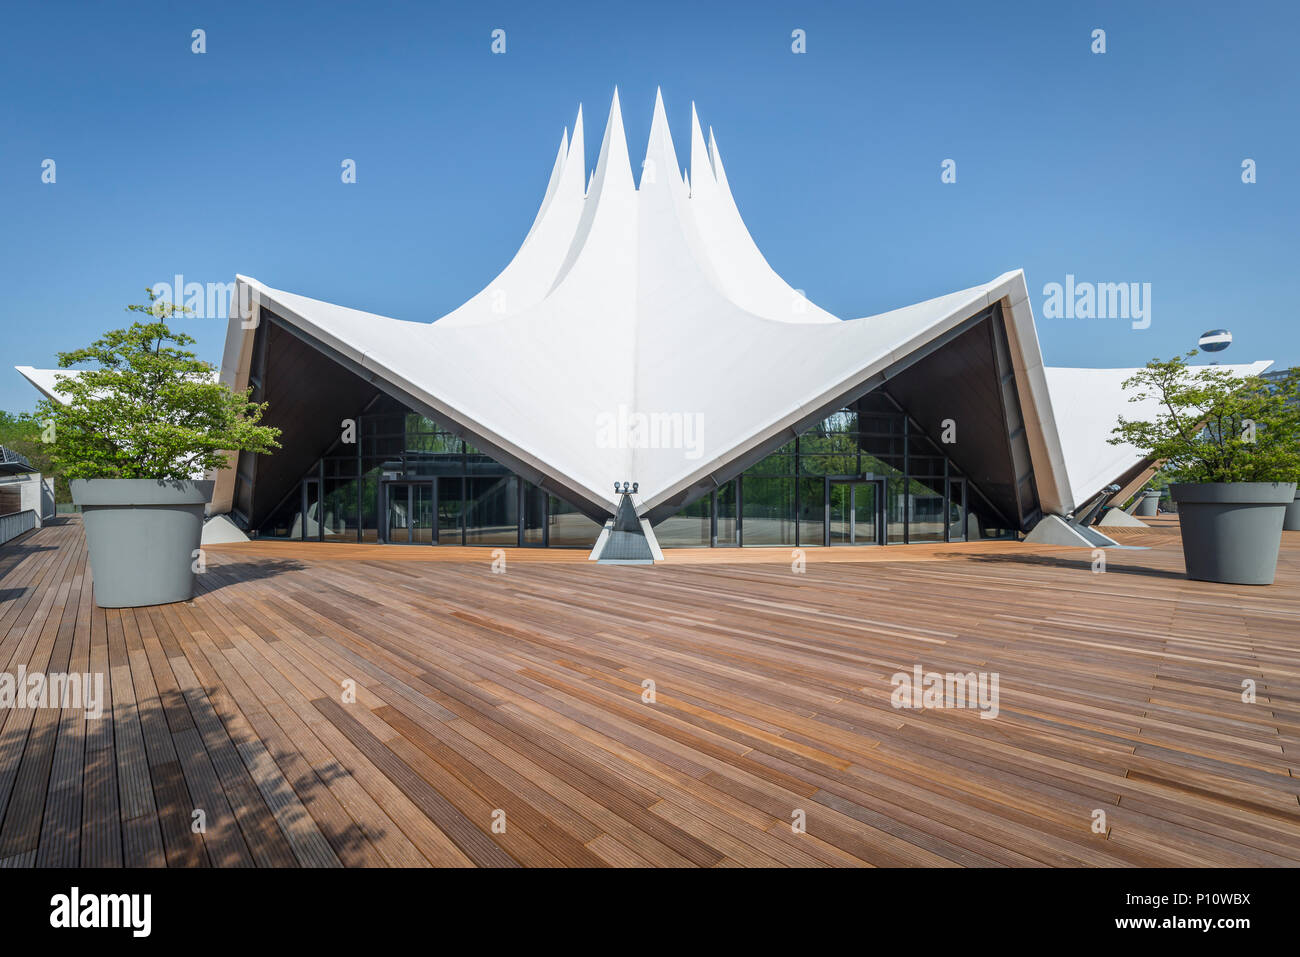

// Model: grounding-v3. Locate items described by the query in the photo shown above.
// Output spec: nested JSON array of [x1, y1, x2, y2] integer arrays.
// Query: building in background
[[0, 446, 48, 545]]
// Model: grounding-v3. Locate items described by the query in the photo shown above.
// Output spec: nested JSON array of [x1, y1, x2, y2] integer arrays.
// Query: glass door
[[828, 482, 852, 545], [385, 483, 434, 544], [852, 481, 881, 545], [827, 480, 883, 545], [301, 478, 321, 541], [385, 483, 410, 543], [522, 484, 548, 546], [947, 477, 967, 542], [438, 476, 463, 545], [412, 483, 434, 543]]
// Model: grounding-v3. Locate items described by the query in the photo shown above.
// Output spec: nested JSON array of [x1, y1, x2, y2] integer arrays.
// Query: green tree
[[1109, 352, 1300, 484], [0, 410, 69, 501], [36, 290, 281, 481]]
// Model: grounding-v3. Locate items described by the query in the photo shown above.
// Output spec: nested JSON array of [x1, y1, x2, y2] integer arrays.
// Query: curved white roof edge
[[14, 365, 220, 407]]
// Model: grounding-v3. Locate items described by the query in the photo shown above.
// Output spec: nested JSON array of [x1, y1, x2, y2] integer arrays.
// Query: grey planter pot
[[71, 479, 215, 608], [1169, 482, 1296, 585], [1135, 490, 1161, 517], [1284, 491, 1300, 532]]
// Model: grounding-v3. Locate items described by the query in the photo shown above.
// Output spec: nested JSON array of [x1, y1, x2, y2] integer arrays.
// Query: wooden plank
[[1, 517, 1297, 867]]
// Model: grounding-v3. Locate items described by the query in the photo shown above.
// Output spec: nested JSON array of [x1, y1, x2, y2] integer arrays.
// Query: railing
[[0, 446, 34, 468], [0, 510, 37, 546]]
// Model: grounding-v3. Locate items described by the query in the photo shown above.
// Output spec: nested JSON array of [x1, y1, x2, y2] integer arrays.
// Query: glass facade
[[254, 399, 602, 547], [654, 494, 710, 547], [659, 391, 1016, 547], [256, 391, 1015, 548]]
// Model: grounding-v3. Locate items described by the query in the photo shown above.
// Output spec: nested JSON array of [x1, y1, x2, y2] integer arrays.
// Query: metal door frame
[[946, 476, 967, 542], [382, 480, 436, 545], [301, 477, 321, 542], [824, 475, 885, 546]]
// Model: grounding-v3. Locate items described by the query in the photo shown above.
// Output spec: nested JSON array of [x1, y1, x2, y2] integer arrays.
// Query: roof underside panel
[[880, 314, 1026, 530], [243, 319, 383, 528]]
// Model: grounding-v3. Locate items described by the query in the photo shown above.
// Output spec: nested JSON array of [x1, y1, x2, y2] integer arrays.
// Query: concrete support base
[[1024, 514, 1119, 548], [1099, 509, 1148, 528]]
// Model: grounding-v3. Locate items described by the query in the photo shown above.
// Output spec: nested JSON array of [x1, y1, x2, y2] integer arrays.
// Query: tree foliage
[[0, 410, 69, 501], [36, 291, 281, 481], [1109, 352, 1300, 484]]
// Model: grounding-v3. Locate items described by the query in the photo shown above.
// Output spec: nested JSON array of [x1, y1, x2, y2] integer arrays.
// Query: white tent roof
[[218, 89, 1073, 520], [15, 365, 218, 406], [14, 366, 74, 405], [1044, 361, 1274, 506]]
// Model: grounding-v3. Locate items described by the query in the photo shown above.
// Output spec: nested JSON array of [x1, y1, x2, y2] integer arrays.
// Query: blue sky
[[3, 0, 1296, 412]]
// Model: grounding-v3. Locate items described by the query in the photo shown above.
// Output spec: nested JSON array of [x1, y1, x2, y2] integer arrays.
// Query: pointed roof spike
[[708, 126, 732, 193], [641, 85, 680, 190], [543, 102, 584, 205], [567, 104, 585, 182], [689, 102, 716, 194], [588, 87, 634, 194], [523, 124, 573, 242]]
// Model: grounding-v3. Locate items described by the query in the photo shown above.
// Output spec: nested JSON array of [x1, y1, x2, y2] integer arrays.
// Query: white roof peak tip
[[525, 127, 572, 240], [707, 126, 733, 193], [565, 106, 586, 181], [689, 102, 716, 188], [641, 86, 681, 191], [569, 105, 584, 159], [587, 87, 635, 196], [234, 274, 274, 298]]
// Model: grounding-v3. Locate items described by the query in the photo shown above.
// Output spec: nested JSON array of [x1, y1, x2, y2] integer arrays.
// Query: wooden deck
[[1, 515, 1298, 867]]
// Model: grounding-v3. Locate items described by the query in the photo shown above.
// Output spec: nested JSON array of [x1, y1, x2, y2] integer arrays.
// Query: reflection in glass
[[547, 495, 602, 547], [947, 477, 966, 542], [654, 494, 710, 547], [741, 476, 795, 545], [908, 474, 946, 543], [853, 482, 879, 545], [298, 479, 322, 541], [412, 484, 434, 543], [466, 476, 518, 545], [439, 476, 464, 544], [323, 478, 359, 542], [386, 483, 410, 544], [260, 387, 1020, 549], [360, 468, 381, 543], [715, 481, 737, 545], [828, 482, 851, 545], [797, 477, 824, 546], [259, 491, 303, 540], [886, 477, 907, 544], [523, 484, 547, 545]]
